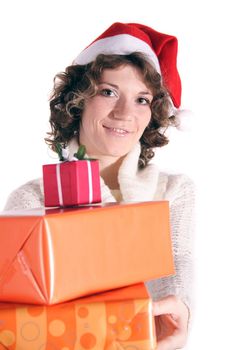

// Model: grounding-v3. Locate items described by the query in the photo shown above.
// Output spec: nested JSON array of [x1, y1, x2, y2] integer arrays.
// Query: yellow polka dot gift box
[[0, 202, 174, 305], [0, 283, 156, 350]]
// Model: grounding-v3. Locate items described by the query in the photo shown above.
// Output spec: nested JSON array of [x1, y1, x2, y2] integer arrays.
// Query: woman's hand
[[152, 295, 189, 350]]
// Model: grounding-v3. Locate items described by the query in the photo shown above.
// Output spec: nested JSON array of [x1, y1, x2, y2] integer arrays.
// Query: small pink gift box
[[42, 160, 101, 207]]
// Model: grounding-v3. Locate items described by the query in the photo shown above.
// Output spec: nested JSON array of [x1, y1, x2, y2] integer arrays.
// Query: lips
[[103, 125, 131, 136]]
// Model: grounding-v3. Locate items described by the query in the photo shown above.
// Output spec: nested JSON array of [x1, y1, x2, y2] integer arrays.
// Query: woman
[[4, 23, 195, 349]]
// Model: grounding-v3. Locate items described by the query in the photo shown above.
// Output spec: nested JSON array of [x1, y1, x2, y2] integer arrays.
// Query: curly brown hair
[[46, 52, 177, 168]]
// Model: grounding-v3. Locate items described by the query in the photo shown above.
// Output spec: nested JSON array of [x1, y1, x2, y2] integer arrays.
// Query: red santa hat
[[73, 22, 182, 109]]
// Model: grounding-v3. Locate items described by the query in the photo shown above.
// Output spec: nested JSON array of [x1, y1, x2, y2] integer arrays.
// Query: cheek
[[82, 99, 108, 124], [86, 96, 111, 112], [81, 102, 99, 125], [80, 111, 94, 139], [138, 113, 151, 132], [80, 112, 89, 129]]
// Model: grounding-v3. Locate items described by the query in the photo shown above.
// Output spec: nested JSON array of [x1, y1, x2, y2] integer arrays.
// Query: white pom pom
[[175, 109, 194, 131]]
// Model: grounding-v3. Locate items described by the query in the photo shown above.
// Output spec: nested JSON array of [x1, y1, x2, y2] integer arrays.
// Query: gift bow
[[55, 144, 88, 161]]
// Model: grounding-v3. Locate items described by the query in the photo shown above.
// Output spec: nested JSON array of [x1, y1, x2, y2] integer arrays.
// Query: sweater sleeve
[[145, 174, 195, 311], [3, 179, 44, 211]]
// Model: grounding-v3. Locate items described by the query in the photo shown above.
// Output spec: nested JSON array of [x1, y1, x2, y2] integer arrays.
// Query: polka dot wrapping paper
[[0, 202, 174, 305], [0, 283, 156, 350]]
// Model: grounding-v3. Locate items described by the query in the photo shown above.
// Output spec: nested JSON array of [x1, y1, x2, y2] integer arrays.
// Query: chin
[[104, 147, 130, 158]]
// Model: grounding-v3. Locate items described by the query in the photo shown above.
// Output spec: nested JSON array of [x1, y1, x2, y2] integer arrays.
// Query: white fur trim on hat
[[73, 34, 161, 74]]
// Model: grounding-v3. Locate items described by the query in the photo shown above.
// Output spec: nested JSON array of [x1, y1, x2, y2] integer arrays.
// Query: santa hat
[[73, 22, 192, 130]]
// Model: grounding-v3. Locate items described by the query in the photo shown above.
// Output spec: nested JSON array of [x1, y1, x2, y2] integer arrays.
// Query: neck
[[99, 156, 125, 190]]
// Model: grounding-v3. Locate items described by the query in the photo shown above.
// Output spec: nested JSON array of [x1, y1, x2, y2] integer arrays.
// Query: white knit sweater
[[4, 142, 195, 312]]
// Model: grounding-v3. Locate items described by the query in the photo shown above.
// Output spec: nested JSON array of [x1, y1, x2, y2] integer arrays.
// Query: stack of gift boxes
[[0, 152, 175, 350]]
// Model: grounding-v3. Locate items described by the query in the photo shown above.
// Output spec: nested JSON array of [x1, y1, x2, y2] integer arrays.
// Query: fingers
[[156, 332, 186, 350], [152, 296, 189, 349], [153, 295, 182, 316], [154, 315, 187, 349], [153, 295, 189, 327]]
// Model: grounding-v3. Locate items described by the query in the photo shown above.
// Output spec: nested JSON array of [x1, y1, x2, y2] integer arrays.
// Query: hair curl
[[46, 52, 177, 168]]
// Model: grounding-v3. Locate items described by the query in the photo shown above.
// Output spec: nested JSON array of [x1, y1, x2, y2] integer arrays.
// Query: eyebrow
[[99, 82, 118, 88], [98, 82, 153, 96]]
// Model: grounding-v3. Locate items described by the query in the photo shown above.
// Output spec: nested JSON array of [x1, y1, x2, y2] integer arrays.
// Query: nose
[[112, 97, 133, 121]]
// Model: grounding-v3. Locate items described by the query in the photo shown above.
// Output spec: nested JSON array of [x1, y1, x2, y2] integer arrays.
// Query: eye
[[137, 97, 151, 105], [99, 88, 116, 97]]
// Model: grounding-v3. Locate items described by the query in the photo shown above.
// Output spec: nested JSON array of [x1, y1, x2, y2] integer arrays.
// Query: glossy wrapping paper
[[0, 283, 156, 350], [0, 202, 174, 305], [43, 160, 101, 207]]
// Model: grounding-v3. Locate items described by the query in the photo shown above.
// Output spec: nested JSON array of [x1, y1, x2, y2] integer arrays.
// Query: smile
[[103, 125, 131, 136]]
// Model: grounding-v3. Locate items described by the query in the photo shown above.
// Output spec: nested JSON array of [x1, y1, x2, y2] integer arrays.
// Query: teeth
[[103, 125, 129, 134], [112, 128, 127, 133]]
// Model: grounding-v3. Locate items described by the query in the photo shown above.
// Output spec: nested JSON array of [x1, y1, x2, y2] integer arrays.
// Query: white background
[[0, 0, 233, 348]]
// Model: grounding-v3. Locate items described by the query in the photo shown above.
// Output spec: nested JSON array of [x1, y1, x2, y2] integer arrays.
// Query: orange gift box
[[0, 202, 174, 305], [0, 283, 156, 350]]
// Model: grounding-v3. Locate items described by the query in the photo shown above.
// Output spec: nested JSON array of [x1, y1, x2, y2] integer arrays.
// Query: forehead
[[99, 64, 153, 92]]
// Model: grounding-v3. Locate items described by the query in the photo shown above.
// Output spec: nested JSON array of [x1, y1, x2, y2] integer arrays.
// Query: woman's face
[[79, 64, 153, 161]]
